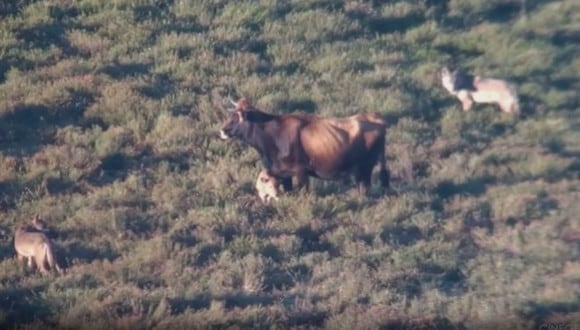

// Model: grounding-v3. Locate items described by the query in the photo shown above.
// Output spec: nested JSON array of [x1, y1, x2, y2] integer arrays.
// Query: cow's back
[[300, 117, 358, 160], [298, 112, 386, 177]]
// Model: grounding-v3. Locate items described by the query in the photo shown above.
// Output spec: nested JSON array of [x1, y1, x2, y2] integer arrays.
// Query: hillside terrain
[[0, 0, 579, 328]]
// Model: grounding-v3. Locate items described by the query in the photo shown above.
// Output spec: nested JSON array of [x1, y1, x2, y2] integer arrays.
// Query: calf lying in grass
[[255, 169, 280, 203], [440, 66, 520, 115]]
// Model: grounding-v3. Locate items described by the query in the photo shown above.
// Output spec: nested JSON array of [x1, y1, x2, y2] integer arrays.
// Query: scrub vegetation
[[0, 0, 578, 328]]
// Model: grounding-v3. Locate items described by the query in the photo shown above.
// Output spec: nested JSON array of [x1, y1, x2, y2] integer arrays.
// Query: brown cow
[[219, 97, 391, 196]]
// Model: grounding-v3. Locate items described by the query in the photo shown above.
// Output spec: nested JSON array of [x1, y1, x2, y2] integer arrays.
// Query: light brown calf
[[255, 169, 280, 203]]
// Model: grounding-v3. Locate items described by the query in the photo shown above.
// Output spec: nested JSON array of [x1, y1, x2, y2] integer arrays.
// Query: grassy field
[[0, 0, 579, 328]]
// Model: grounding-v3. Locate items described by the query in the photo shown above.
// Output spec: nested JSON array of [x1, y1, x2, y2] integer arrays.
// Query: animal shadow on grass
[[0, 286, 54, 328], [520, 300, 580, 329], [434, 177, 490, 200]]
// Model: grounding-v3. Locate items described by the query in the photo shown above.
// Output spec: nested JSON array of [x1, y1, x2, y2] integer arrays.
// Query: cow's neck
[[243, 124, 264, 150], [241, 122, 279, 169]]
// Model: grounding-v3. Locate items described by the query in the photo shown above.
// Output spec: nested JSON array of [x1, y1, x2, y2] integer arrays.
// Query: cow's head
[[219, 96, 252, 140], [219, 96, 274, 140]]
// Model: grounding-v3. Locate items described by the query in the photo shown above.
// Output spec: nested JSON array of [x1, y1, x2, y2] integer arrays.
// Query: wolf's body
[[14, 215, 64, 275], [441, 67, 520, 115]]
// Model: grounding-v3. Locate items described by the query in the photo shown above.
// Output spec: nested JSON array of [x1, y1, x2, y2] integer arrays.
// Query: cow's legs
[[379, 166, 390, 193], [296, 172, 309, 191], [279, 177, 293, 192], [355, 166, 372, 196], [376, 138, 390, 194]]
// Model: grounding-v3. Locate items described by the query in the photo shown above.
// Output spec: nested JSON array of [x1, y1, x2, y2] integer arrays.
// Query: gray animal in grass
[[440, 66, 520, 115], [14, 214, 64, 275]]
